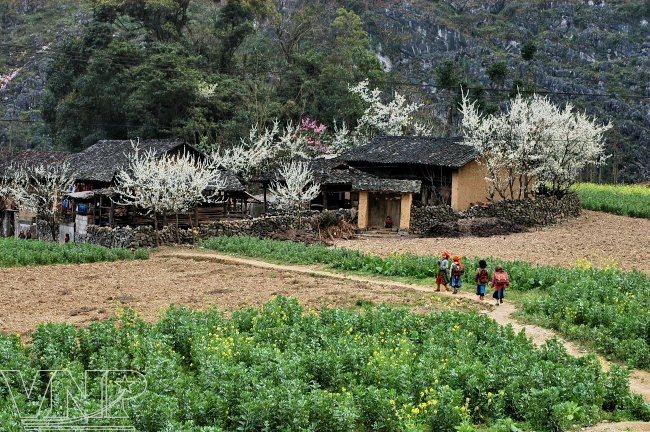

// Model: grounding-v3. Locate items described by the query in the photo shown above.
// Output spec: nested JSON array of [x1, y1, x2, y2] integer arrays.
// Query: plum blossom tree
[[6, 162, 74, 240], [113, 142, 226, 244], [212, 120, 312, 180], [0, 167, 28, 212], [349, 80, 432, 139], [460, 91, 611, 199], [269, 160, 320, 226], [326, 80, 433, 153]]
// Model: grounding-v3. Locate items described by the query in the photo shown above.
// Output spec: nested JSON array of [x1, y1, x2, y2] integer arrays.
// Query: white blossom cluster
[[113, 142, 227, 229], [2, 161, 74, 239], [348, 80, 432, 140], [461, 91, 612, 199], [211, 120, 310, 180], [269, 160, 320, 214], [213, 79, 435, 172]]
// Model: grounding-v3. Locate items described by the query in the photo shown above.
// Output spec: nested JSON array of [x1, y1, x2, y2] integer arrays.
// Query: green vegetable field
[[0, 297, 647, 431], [572, 183, 650, 218], [0, 237, 149, 267], [200, 236, 650, 369]]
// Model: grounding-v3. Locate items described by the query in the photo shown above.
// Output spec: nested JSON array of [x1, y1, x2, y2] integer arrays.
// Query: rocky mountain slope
[[1, 0, 648, 181]]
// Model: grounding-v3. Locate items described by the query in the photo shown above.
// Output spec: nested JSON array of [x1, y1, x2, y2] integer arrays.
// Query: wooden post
[[322, 186, 328, 210], [109, 199, 115, 227], [358, 191, 369, 230], [263, 183, 267, 213], [399, 193, 413, 231]]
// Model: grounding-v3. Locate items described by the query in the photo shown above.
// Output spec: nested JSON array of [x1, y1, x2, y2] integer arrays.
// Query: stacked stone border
[[410, 193, 582, 237], [82, 194, 582, 247]]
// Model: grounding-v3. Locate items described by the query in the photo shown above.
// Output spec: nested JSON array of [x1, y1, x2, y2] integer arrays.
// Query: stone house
[[253, 156, 421, 232], [337, 136, 489, 230], [253, 136, 491, 231]]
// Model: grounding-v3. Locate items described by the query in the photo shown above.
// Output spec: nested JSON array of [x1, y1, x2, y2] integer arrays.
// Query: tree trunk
[[153, 214, 159, 247], [175, 212, 180, 244], [189, 209, 195, 245]]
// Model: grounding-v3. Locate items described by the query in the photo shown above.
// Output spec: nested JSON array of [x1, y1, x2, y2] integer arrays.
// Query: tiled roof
[[68, 139, 188, 183], [341, 136, 478, 168], [325, 166, 421, 193], [253, 157, 421, 194], [0, 150, 73, 172]]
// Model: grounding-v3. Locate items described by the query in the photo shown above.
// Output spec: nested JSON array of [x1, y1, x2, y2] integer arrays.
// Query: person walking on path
[[490, 265, 510, 306], [450, 256, 464, 294], [474, 259, 490, 301], [435, 251, 451, 292]]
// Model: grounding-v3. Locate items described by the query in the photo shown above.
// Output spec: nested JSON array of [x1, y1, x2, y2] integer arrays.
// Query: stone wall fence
[[81, 194, 582, 247], [411, 193, 582, 237]]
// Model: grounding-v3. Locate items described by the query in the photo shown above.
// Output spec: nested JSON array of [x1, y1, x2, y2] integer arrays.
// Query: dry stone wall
[[84, 215, 301, 249], [411, 193, 582, 237]]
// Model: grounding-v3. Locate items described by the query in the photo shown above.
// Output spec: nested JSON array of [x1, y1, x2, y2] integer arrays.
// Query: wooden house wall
[[368, 193, 402, 229]]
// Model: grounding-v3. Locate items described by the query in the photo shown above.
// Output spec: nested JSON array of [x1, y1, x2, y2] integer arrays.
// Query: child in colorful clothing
[[450, 256, 464, 294], [435, 251, 450, 292], [474, 259, 489, 301], [490, 265, 510, 306]]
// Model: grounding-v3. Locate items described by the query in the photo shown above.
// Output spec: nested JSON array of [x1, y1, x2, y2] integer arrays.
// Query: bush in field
[[1, 298, 647, 431], [572, 182, 650, 218], [0, 237, 148, 267]]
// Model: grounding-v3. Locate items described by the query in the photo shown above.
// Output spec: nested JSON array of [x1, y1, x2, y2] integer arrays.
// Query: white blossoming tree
[[325, 80, 433, 154], [460, 91, 611, 199], [269, 160, 320, 227], [212, 120, 311, 181], [0, 167, 27, 211], [113, 143, 226, 244], [6, 162, 75, 240], [350, 80, 433, 138]]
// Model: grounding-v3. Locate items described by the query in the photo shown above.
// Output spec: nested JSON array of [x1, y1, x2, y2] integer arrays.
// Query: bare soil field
[[2, 210, 646, 335], [334, 210, 650, 273], [0, 251, 486, 336]]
